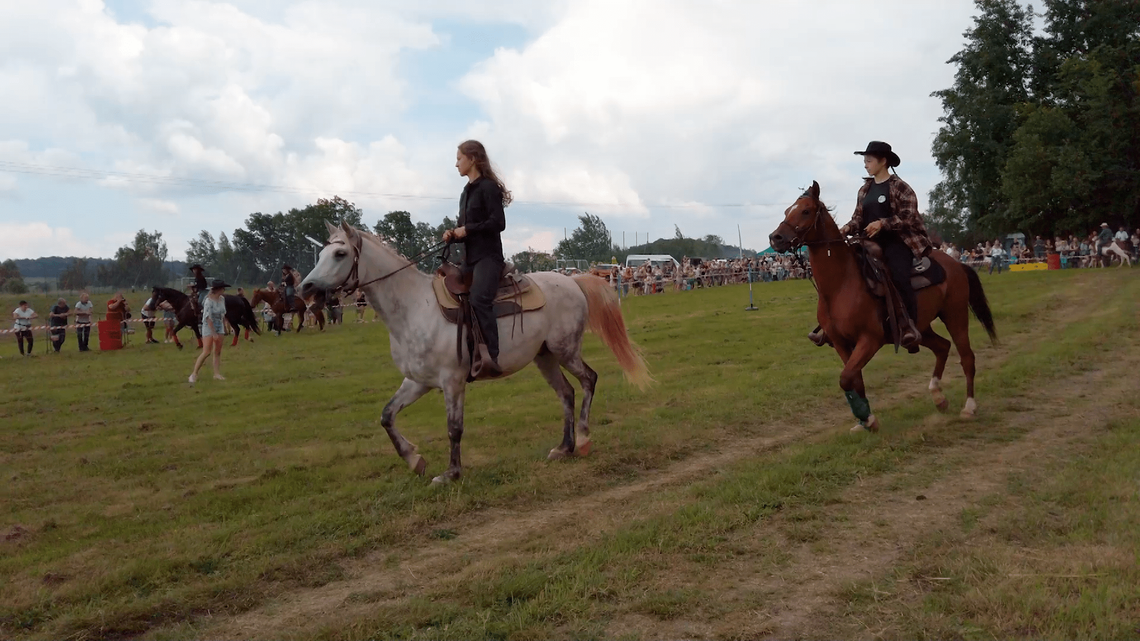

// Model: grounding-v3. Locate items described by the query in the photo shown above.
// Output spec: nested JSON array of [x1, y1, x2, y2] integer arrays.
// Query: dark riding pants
[[285, 285, 295, 310], [466, 258, 503, 360], [880, 239, 918, 324]]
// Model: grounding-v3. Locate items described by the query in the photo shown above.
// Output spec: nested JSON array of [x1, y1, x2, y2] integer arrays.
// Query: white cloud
[[0, 222, 131, 260], [137, 198, 180, 216], [0, 0, 982, 258]]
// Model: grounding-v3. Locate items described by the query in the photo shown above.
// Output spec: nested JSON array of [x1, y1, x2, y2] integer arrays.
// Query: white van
[[624, 254, 680, 269]]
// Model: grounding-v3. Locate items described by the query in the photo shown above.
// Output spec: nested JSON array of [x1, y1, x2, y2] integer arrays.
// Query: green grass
[[1, 269, 1137, 640]]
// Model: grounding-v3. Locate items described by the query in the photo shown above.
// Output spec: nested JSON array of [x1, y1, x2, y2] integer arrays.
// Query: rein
[[336, 235, 448, 293]]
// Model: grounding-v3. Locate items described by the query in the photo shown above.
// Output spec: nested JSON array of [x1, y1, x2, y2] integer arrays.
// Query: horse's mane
[[153, 286, 188, 301]]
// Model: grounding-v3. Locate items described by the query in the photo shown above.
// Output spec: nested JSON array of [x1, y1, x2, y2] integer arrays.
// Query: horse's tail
[[243, 298, 261, 335], [572, 274, 652, 390], [962, 263, 998, 345]]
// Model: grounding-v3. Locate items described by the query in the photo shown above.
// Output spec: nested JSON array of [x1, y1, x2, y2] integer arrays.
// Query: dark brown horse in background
[[768, 181, 997, 432], [151, 287, 260, 350], [250, 288, 324, 335]]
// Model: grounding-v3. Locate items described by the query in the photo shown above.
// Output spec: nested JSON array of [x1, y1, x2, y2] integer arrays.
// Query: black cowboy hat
[[854, 141, 901, 168], [282, 264, 292, 271], [209, 279, 231, 289], [189, 264, 205, 272]]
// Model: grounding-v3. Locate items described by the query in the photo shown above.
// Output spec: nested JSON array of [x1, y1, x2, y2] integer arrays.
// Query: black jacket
[[457, 176, 506, 265]]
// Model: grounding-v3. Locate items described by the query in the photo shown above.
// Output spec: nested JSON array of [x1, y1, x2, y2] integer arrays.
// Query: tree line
[[927, 0, 1140, 245], [6, 201, 751, 293]]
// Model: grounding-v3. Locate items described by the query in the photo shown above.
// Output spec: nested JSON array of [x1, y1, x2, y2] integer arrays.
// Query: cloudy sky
[[0, 0, 980, 261]]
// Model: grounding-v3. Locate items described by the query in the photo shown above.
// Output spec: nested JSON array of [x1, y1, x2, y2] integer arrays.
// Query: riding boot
[[901, 319, 920, 353], [808, 325, 831, 347]]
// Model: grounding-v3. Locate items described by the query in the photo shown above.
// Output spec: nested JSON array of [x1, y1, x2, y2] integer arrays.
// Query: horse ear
[[340, 220, 358, 240], [325, 220, 338, 238], [810, 180, 820, 200]]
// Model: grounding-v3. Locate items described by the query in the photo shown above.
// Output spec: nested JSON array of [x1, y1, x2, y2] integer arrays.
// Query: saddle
[[432, 262, 547, 380], [852, 239, 946, 352]]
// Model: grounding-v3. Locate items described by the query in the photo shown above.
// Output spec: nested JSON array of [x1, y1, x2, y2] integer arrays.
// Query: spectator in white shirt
[[73, 292, 94, 352], [12, 300, 37, 356]]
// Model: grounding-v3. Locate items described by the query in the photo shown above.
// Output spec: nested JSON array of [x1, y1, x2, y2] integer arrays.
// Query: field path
[[605, 346, 1140, 640], [197, 342, 1054, 640]]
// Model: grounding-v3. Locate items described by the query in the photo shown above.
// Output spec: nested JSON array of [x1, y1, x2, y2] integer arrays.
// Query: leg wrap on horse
[[845, 390, 871, 422]]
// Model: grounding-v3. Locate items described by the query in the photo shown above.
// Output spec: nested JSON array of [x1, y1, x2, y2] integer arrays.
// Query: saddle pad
[[910, 255, 946, 291], [432, 275, 546, 316]]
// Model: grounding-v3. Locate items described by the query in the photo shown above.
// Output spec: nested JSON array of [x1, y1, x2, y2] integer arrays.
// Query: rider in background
[[1097, 223, 1113, 256], [443, 140, 510, 376], [189, 264, 208, 309], [835, 141, 932, 350]]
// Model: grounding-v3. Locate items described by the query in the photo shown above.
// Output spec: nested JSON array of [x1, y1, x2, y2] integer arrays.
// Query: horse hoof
[[410, 455, 427, 476], [934, 396, 949, 413], [574, 440, 592, 457], [176, 343, 183, 350], [960, 409, 976, 419], [430, 474, 455, 485], [548, 447, 570, 461], [851, 415, 880, 433]]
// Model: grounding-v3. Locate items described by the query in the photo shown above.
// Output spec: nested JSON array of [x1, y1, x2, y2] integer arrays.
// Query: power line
[[0, 160, 783, 210]]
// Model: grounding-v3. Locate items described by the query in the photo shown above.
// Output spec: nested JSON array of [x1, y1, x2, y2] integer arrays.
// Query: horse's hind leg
[[557, 350, 598, 457], [920, 328, 952, 412], [434, 384, 466, 484], [943, 307, 978, 418], [381, 378, 432, 476], [534, 348, 578, 460]]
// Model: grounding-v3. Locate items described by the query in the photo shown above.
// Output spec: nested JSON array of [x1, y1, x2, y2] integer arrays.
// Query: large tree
[[0, 259, 28, 294], [929, 0, 1035, 240], [555, 213, 617, 263], [97, 230, 170, 287]]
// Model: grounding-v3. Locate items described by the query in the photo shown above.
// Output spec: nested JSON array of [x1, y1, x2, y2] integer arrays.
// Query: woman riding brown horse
[[769, 180, 996, 432], [250, 288, 324, 335]]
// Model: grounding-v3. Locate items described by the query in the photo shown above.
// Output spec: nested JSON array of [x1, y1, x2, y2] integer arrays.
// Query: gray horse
[[301, 221, 651, 484]]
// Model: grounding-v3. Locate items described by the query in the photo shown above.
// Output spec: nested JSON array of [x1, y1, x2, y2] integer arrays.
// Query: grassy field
[[2, 269, 1138, 640]]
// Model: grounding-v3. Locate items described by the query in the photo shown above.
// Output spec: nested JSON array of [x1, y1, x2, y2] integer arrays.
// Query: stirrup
[[808, 326, 830, 347]]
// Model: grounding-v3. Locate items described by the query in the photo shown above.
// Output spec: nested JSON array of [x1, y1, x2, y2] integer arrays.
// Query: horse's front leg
[[380, 378, 432, 476], [433, 383, 466, 485], [839, 337, 880, 433]]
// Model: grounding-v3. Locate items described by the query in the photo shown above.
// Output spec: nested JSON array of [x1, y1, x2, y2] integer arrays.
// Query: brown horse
[[769, 181, 997, 432], [250, 288, 324, 334]]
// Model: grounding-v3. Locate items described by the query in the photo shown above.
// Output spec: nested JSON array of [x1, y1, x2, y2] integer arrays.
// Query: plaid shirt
[[839, 174, 933, 258]]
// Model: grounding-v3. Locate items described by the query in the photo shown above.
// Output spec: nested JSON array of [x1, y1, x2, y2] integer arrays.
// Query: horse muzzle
[[769, 227, 794, 253]]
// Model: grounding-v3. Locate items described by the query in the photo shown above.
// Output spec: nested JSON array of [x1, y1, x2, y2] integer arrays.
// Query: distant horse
[[151, 287, 260, 350], [1097, 240, 1133, 268], [300, 221, 650, 484], [249, 288, 324, 334], [768, 181, 997, 432]]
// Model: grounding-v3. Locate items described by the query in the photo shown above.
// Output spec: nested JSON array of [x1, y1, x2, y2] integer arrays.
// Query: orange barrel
[[98, 320, 122, 351], [1046, 254, 1061, 270]]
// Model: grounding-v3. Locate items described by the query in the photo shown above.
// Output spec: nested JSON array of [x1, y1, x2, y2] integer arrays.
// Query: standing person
[[989, 241, 1005, 275], [141, 296, 159, 344], [73, 291, 94, 352], [829, 141, 932, 350], [442, 140, 510, 376], [189, 279, 230, 384], [1114, 225, 1129, 242], [161, 300, 176, 343], [189, 264, 208, 309], [354, 289, 367, 322], [49, 297, 70, 353], [12, 300, 37, 356], [1033, 236, 1046, 260], [281, 265, 296, 310]]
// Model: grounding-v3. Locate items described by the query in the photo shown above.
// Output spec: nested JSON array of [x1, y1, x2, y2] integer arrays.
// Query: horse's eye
[[335, 250, 347, 258], [801, 209, 810, 216]]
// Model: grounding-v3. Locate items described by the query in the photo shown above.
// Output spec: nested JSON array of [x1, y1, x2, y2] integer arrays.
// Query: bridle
[[331, 233, 447, 293], [785, 199, 848, 253]]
